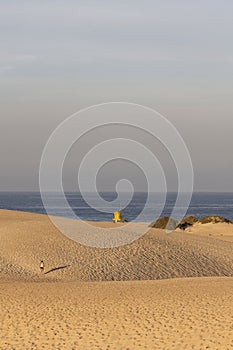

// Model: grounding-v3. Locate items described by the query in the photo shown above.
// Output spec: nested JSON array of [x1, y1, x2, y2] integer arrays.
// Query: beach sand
[[0, 209, 233, 349], [0, 278, 232, 350]]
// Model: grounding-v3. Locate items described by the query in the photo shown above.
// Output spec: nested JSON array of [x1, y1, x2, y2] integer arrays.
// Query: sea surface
[[0, 192, 233, 222]]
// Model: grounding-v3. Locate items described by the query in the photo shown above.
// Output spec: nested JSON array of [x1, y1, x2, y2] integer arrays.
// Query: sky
[[1, 0, 233, 192]]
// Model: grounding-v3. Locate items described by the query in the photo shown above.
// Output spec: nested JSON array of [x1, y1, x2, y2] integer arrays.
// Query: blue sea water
[[0, 192, 233, 222]]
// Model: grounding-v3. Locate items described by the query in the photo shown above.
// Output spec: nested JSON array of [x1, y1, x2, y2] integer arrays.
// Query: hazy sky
[[1, 0, 233, 192]]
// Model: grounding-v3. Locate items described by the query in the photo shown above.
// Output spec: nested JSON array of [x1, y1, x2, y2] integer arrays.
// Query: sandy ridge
[[0, 209, 233, 282]]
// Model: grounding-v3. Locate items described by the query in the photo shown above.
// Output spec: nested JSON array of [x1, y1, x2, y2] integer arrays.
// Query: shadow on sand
[[44, 265, 70, 275]]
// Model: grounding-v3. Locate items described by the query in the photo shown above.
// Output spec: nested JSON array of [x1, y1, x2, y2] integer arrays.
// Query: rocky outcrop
[[151, 217, 178, 230], [150, 215, 232, 231], [199, 216, 232, 224], [178, 215, 198, 230]]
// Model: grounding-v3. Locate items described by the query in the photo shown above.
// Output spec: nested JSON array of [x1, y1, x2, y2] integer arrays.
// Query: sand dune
[[0, 209, 233, 349], [181, 221, 233, 242], [0, 209, 232, 282]]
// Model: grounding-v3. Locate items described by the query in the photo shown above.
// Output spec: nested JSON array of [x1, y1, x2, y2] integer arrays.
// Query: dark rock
[[151, 217, 178, 230], [179, 215, 198, 226], [178, 222, 193, 230], [177, 215, 198, 230]]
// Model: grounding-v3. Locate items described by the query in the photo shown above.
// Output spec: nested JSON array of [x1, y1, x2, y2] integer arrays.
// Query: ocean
[[0, 192, 233, 222]]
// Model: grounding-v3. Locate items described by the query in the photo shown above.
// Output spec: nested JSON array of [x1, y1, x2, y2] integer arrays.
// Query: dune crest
[[0, 210, 232, 282]]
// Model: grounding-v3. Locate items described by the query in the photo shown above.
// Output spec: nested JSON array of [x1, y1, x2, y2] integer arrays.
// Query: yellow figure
[[112, 211, 127, 223]]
